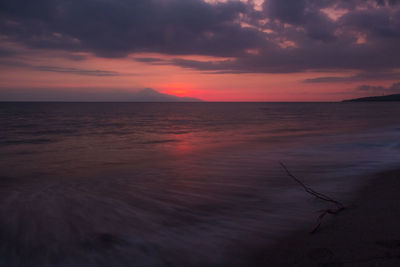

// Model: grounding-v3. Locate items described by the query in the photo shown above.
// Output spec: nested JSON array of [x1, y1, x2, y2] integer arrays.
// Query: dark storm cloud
[[0, 0, 261, 57], [1, 0, 400, 75], [264, 0, 337, 42]]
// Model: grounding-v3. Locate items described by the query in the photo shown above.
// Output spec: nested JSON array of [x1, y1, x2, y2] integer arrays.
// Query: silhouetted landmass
[[0, 88, 203, 102], [343, 94, 400, 102], [131, 88, 202, 102]]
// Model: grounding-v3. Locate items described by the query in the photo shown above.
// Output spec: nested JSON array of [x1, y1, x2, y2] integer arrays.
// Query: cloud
[[0, 59, 120, 76], [33, 66, 119, 76], [304, 71, 400, 83], [132, 57, 170, 65], [0, 47, 18, 57], [1, 0, 400, 75], [0, 0, 260, 57], [355, 81, 400, 94], [133, 57, 166, 63]]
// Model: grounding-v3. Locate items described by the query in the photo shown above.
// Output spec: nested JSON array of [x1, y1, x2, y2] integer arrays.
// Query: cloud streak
[[0, 59, 120, 76], [304, 71, 400, 83], [355, 81, 400, 94], [34, 66, 119, 76]]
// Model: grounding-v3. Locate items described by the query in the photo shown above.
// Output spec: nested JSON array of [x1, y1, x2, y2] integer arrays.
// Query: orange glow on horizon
[[170, 90, 187, 95], [161, 83, 197, 97], [0, 48, 387, 102]]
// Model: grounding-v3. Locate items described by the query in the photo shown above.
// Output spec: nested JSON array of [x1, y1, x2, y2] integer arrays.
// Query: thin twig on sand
[[279, 162, 345, 234]]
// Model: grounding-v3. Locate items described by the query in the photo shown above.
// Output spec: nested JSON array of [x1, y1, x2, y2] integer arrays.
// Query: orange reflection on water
[[167, 132, 197, 156]]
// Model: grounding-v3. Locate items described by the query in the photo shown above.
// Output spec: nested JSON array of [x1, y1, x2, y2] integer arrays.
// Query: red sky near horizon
[[1, 0, 400, 101]]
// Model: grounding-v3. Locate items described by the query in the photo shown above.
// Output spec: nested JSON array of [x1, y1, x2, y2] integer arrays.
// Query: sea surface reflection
[[1, 102, 400, 266]]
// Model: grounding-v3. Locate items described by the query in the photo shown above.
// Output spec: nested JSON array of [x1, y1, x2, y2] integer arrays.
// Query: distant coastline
[[343, 93, 400, 102]]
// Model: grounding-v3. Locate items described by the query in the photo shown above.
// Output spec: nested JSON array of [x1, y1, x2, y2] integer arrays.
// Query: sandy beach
[[251, 169, 400, 267]]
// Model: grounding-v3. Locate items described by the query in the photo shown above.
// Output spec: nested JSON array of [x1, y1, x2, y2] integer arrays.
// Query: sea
[[1, 102, 400, 267]]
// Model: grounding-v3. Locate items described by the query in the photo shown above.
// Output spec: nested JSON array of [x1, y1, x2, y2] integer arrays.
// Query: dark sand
[[251, 169, 400, 267]]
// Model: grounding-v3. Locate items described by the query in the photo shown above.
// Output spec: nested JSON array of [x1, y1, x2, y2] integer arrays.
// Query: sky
[[1, 0, 400, 101]]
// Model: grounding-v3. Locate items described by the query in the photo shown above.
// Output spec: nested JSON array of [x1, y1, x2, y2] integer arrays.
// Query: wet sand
[[250, 169, 400, 267]]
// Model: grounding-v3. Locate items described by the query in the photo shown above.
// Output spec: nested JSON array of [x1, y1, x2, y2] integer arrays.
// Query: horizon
[[1, 88, 398, 102], [1, 0, 400, 101]]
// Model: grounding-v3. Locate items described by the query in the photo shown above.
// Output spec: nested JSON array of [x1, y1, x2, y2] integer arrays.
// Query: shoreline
[[248, 168, 400, 266]]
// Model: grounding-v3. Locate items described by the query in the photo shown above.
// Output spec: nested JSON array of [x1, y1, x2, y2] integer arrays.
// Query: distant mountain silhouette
[[343, 94, 400, 102], [0, 88, 203, 102], [129, 88, 202, 102]]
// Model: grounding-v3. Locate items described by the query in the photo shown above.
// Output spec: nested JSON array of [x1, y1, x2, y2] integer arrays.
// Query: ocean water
[[1, 102, 400, 266]]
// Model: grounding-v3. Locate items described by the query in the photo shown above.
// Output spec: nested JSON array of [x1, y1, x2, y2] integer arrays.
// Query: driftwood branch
[[279, 162, 345, 234]]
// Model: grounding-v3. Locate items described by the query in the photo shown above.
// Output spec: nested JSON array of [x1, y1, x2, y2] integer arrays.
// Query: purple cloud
[[1, 0, 400, 76]]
